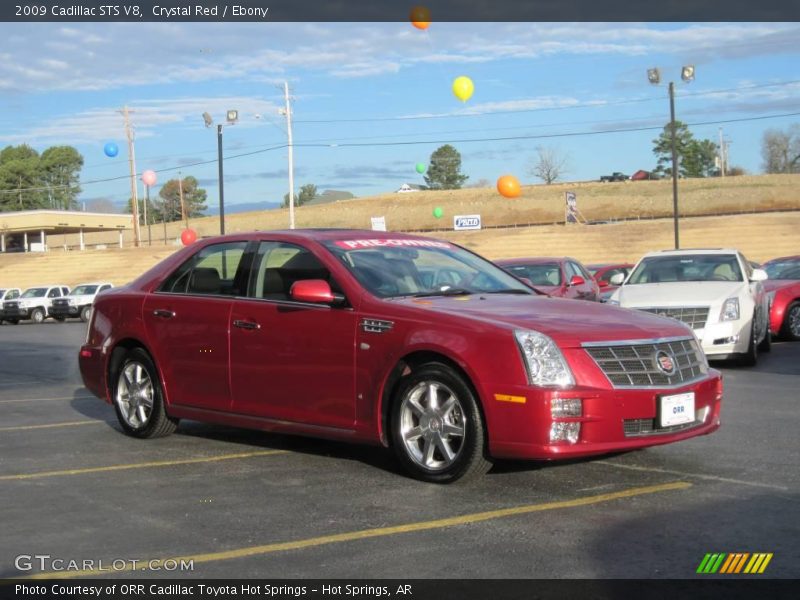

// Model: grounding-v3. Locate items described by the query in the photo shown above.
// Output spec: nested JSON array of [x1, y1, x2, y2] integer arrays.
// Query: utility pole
[[668, 82, 680, 250], [217, 124, 225, 234], [719, 127, 725, 178], [121, 105, 141, 247], [178, 170, 187, 228], [281, 81, 296, 229]]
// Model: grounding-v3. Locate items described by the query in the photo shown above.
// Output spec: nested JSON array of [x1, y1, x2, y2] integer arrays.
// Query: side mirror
[[290, 279, 343, 305], [750, 268, 768, 282], [597, 279, 609, 288], [609, 272, 625, 286], [568, 275, 585, 287]]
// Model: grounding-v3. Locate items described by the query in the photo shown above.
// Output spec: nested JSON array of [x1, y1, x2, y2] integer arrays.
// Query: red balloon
[[497, 175, 521, 199], [180, 228, 197, 245], [141, 170, 157, 187]]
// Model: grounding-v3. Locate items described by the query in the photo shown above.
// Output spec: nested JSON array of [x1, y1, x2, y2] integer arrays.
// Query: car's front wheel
[[739, 317, 758, 367], [80, 306, 92, 322], [390, 362, 491, 483], [112, 348, 178, 438], [31, 308, 45, 324], [782, 301, 800, 341]]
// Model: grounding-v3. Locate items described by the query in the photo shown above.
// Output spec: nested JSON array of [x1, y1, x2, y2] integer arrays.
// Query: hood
[[393, 294, 691, 348], [615, 281, 746, 307], [763, 279, 799, 293], [529, 284, 561, 297]]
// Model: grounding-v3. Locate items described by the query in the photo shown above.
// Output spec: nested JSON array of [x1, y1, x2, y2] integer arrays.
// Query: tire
[[781, 301, 800, 342], [31, 308, 45, 324], [758, 327, 772, 353], [80, 306, 92, 323], [112, 347, 178, 438], [739, 317, 758, 367], [390, 362, 492, 483]]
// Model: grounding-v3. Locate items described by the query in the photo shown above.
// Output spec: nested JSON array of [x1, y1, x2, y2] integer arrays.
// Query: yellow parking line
[[0, 420, 102, 432], [0, 449, 288, 481], [19, 480, 690, 579]]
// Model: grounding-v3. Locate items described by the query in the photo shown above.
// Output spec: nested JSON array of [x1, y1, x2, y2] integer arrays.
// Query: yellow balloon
[[452, 76, 474, 102]]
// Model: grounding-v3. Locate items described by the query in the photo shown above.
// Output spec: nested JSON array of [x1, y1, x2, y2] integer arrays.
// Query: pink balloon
[[141, 170, 157, 187], [180, 228, 197, 246]]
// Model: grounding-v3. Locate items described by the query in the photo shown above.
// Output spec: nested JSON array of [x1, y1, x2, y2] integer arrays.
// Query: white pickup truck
[[1, 285, 71, 324], [49, 282, 114, 322]]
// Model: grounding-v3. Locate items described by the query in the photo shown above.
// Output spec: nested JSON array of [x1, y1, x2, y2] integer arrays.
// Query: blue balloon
[[104, 142, 119, 158]]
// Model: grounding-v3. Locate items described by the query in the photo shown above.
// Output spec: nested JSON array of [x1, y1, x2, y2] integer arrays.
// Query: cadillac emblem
[[654, 350, 677, 376]]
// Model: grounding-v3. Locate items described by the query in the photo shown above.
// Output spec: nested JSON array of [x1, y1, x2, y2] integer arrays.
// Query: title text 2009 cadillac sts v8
[[79, 230, 722, 482]]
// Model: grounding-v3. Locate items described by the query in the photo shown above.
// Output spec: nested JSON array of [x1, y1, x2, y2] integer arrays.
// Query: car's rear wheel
[[782, 301, 800, 341], [390, 362, 491, 483], [80, 306, 92, 322], [112, 348, 178, 438], [31, 308, 45, 324], [739, 317, 758, 367]]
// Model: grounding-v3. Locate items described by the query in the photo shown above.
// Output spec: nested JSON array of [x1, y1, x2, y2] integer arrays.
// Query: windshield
[[764, 260, 800, 280], [502, 263, 562, 286], [323, 238, 532, 299], [21, 288, 47, 298], [70, 285, 99, 296], [628, 254, 743, 284]]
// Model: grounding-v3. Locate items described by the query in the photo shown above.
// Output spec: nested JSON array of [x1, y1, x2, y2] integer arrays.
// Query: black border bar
[[2, 0, 799, 22]]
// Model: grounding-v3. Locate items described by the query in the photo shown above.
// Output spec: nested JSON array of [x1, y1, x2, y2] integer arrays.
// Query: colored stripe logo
[[697, 552, 773, 574]]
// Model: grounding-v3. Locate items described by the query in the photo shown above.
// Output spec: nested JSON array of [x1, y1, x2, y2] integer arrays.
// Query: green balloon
[[433, 207, 443, 219], [415, 162, 426, 174]]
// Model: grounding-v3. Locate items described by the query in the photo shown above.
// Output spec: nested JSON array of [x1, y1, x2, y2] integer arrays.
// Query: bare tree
[[761, 125, 800, 174], [528, 146, 570, 184]]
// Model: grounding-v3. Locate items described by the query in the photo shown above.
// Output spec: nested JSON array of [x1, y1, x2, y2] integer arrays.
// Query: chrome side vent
[[361, 318, 394, 334]]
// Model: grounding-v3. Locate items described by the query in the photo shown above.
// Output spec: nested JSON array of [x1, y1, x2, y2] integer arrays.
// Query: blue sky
[[1, 21, 799, 212]]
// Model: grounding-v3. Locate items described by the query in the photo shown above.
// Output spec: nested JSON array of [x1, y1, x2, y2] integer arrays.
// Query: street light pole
[[668, 81, 680, 250], [217, 123, 225, 235]]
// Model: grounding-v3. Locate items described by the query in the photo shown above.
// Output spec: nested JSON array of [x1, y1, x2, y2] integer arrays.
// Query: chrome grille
[[637, 306, 709, 330], [623, 418, 700, 437], [584, 337, 708, 388], [4, 301, 19, 310], [53, 299, 69, 306]]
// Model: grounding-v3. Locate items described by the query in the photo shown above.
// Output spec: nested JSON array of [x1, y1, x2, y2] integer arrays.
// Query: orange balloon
[[180, 228, 197, 245], [497, 175, 521, 199], [410, 6, 430, 29]]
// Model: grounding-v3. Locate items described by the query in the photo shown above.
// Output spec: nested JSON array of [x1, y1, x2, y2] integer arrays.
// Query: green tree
[[424, 144, 468, 190], [155, 176, 207, 221], [652, 121, 718, 178], [39, 146, 84, 210], [0, 145, 42, 211], [283, 183, 318, 207]]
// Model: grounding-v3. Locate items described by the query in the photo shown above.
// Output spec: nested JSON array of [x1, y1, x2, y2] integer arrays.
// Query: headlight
[[720, 297, 740, 321], [514, 330, 575, 387], [67, 298, 75, 305]]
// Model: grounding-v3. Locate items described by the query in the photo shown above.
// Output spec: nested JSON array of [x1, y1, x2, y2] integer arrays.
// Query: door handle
[[152, 309, 175, 319], [233, 319, 261, 330]]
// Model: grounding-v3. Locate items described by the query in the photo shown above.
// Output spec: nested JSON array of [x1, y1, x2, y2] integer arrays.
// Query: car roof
[[72, 282, 113, 286], [495, 257, 568, 266], [763, 255, 800, 263], [642, 248, 740, 258]]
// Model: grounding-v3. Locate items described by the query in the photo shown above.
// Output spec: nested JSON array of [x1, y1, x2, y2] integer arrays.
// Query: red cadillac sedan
[[79, 230, 722, 483], [762, 255, 800, 341], [496, 257, 600, 301]]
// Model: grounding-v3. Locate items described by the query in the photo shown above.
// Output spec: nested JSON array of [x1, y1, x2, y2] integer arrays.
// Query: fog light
[[550, 422, 580, 444], [551, 398, 582, 418]]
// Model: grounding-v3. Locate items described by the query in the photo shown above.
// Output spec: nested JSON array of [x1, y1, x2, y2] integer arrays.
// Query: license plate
[[659, 392, 695, 427]]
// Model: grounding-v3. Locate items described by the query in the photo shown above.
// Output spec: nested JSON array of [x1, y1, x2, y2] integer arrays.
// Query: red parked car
[[79, 230, 722, 483], [586, 263, 634, 302], [762, 255, 800, 341], [496, 257, 600, 301]]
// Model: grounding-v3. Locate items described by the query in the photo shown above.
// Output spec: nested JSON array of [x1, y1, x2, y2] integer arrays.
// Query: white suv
[[50, 282, 114, 322], [1, 285, 71, 324], [609, 249, 770, 365]]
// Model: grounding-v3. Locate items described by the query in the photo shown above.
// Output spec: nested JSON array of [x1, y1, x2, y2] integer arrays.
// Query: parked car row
[[0, 282, 113, 325], [495, 251, 800, 368]]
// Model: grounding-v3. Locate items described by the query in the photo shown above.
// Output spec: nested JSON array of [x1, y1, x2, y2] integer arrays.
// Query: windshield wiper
[[412, 287, 476, 298], [483, 289, 532, 295]]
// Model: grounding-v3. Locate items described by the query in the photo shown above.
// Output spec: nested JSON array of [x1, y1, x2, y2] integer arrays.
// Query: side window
[[574, 262, 592, 280], [10, 290, 19, 299], [48, 288, 60, 298], [100, 285, 112, 292], [159, 242, 249, 296], [566, 262, 584, 281], [62, 287, 69, 296], [250, 242, 338, 301]]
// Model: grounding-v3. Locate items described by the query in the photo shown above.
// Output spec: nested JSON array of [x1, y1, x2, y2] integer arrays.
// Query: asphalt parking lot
[[1, 321, 798, 580]]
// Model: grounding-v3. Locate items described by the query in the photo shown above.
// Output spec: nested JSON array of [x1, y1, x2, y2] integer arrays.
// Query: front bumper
[[485, 372, 722, 460], [695, 319, 750, 357], [50, 305, 81, 318], [2, 307, 31, 319]]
